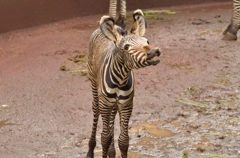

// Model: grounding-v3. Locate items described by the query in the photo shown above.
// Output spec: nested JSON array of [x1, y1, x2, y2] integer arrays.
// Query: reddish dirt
[[0, 2, 240, 158]]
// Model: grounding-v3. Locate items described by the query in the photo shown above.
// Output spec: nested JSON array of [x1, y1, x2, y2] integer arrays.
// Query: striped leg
[[223, 0, 240, 40], [100, 101, 116, 158], [116, 0, 127, 28], [118, 102, 133, 158], [119, 0, 127, 19], [109, 0, 117, 19], [107, 106, 118, 158], [87, 83, 99, 158]]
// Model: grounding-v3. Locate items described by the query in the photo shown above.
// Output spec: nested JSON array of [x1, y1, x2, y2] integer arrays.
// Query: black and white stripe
[[232, 0, 240, 28]]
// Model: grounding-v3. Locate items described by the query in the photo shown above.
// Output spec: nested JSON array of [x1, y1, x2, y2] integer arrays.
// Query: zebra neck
[[106, 52, 133, 86]]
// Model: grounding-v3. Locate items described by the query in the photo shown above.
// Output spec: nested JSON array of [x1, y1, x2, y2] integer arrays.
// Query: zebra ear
[[100, 15, 122, 43], [130, 9, 147, 36]]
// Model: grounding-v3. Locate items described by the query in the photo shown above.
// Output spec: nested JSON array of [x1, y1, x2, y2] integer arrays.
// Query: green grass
[[176, 97, 207, 110]]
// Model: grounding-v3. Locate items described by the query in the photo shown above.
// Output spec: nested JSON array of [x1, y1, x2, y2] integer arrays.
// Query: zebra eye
[[124, 44, 130, 50]]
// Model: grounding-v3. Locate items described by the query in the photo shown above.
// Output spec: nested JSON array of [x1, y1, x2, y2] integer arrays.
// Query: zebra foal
[[86, 10, 161, 158]]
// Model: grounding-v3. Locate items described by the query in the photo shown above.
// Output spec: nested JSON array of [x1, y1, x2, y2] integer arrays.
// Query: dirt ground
[[0, 2, 240, 158]]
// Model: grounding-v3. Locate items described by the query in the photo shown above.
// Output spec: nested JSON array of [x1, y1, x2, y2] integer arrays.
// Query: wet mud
[[0, 2, 240, 158]]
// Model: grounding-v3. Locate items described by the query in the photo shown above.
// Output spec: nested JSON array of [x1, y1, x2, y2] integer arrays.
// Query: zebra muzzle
[[146, 47, 161, 65]]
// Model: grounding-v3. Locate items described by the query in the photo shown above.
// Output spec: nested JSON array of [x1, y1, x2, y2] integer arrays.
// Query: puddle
[[202, 123, 211, 129], [156, 141, 168, 150], [61, 146, 73, 150], [201, 137, 210, 143], [227, 132, 239, 137], [129, 127, 139, 134], [138, 122, 175, 137], [45, 153, 56, 157], [130, 121, 175, 137], [170, 120, 182, 126], [193, 143, 214, 150], [76, 139, 89, 148], [192, 136, 214, 151], [0, 120, 18, 128], [133, 136, 156, 149], [148, 127, 175, 137]]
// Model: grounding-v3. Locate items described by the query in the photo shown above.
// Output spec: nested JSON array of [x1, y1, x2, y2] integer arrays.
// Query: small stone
[[2, 104, 8, 108]]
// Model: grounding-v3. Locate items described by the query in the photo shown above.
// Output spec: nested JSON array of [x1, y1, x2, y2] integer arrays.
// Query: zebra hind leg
[[107, 138, 116, 158], [86, 104, 99, 158], [86, 85, 99, 158]]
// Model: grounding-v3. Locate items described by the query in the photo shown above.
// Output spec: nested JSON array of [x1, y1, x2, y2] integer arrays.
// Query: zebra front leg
[[107, 136, 116, 158], [100, 103, 115, 158], [222, 0, 240, 40], [118, 103, 133, 158], [87, 86, 99, 158], [107, 105, 118, 158]]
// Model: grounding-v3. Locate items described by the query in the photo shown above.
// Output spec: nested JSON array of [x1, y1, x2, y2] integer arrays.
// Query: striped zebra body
[[86, 10, 161, 158], [223, 0, 240, 40], [109, 0, 127, 28]]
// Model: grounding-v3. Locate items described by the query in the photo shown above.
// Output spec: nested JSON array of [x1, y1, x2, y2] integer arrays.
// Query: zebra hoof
[[222, 32, 237, 41], [86, 153, 93, 158], [222, 24, 231, 35], [108, 152, 116, 158], [108, 155, 116, 158]]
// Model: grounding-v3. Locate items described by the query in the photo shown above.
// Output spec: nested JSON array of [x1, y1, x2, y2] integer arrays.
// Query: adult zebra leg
[[107, 105, 118, 158], [109, 0, 117, 19], [222, 0, 240, 40], [116, 0, 127, 28], [86, 84, 99, 158], [118, 102, 133, 158]]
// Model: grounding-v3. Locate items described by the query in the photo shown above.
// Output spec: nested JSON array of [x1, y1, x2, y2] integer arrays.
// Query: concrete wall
[[0, 0, 230, 34]]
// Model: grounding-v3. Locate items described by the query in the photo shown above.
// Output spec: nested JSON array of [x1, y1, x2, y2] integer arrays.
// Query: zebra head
[[100, 9, 161, 69]]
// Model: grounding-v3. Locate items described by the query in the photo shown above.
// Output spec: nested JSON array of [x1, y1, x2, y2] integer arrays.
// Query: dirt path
[[0, 2, 239, 158]]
